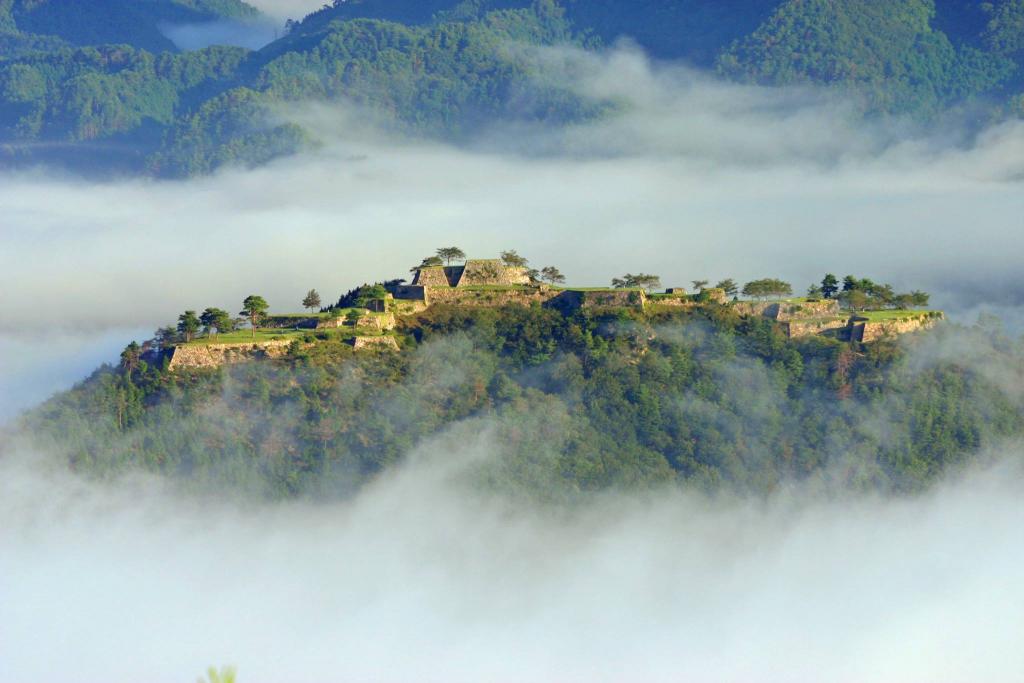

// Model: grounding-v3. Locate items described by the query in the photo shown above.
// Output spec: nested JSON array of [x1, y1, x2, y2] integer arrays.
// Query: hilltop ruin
[[164, 255, 943, 370]]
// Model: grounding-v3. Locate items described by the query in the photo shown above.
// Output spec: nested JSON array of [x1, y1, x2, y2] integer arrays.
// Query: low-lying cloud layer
[[160, 19, 283, 51], [244, 0, 326, 22], [2, 439, 1023, 683]]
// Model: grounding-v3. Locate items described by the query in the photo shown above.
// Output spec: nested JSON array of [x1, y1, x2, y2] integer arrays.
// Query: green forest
[[18, 302, 1023, 502], [2, 0, 1024, 175]]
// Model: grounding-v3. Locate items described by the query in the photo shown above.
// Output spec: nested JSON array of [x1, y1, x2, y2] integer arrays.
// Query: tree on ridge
[[436, 246, 466, 265], [177, 310, 201, 342], [302, 289, 322, 314], [240, 295, 269, 339]]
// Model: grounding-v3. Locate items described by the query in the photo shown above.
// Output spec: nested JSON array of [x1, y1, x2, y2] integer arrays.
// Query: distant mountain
[[1, 0, 1023, 176], [0, 0, 260, 54]]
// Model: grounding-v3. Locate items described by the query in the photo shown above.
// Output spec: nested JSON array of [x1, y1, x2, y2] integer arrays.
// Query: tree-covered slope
[[0, 44, 250, 167], [17, 306, 1024, 500], [717, 0, 1016, 114]]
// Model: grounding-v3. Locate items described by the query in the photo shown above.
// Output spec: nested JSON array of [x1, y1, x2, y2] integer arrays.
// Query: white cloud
[[1, 440, 1023, 682], [243, 0, 326, 21]]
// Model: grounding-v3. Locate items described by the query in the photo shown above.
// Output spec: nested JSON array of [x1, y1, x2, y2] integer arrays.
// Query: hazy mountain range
[[2, 0, 1023, 176]]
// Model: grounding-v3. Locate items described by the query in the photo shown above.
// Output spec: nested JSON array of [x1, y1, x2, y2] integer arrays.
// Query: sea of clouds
[[2, 434, 1023, 682], [2, 39, 1024, 682]]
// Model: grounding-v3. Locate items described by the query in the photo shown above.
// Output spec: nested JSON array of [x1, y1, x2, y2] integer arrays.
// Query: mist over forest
[[2, 1, 1024, 681]]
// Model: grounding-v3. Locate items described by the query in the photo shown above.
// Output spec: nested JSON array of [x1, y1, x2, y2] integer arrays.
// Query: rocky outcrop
[[167, 340, 293, 370], [351, 336, 400, 351]]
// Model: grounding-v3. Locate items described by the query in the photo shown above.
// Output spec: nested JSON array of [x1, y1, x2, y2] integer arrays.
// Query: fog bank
[[2, 440, 1022, 683], [160, 19, 282, 51]]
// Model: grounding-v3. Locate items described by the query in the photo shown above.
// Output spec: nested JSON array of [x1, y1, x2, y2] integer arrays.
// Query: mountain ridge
[[2, 0, 1024, 176]]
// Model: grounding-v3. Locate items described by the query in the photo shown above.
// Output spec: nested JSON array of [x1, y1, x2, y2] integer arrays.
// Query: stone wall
[[547, 289, 647, 312], [393, 284, 427, 302], [357, 313, 396, 331], [734, 299, 840, 321], [167, 340, 293, 370], [784, 318, 849, 339], [425, 286, 559, 308], [412, 266, 452, 287], [648, 297, 695, 310], [411, 260, 531, 288], [852, 315, 942, 342], [317, 313, 397, 331], [391, 297, 429, 315], [457, 259, 531, 287], [701, 288, 729, 304], [263, 316, 320, 329], [351, 336, 400, 351]]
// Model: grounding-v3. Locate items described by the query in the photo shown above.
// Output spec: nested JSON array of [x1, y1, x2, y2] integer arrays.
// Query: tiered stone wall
[[168, 340, 293, 370]]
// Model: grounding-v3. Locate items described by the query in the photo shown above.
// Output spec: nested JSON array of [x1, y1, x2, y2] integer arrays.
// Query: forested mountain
[[18, 305, 1023, 501], [0, 0, 259, 54], [2, 0, 1024, 176]]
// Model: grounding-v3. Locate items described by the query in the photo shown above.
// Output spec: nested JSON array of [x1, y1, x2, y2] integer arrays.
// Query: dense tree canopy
[[18, 304, 1023, 502]]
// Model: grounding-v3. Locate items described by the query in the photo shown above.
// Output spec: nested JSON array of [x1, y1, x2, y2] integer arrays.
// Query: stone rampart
[[425, 286, 558, 308], [263, 316, 320, 329], [351, 336, 400, 351], [784, 318, 849, 339], [548, 289, 646, 312], [168, 340, 293, 370], [852, 315, 942, 342], [648, 297, 695, 310], [457, 260, 531, 287], [412, 267, 452, 287], [734, 299, 840, 321]]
